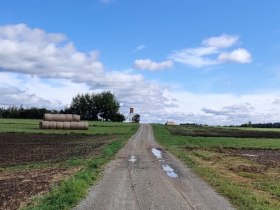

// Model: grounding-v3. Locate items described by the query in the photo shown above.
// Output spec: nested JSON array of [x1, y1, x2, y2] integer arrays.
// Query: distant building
[[165, 121, 177, 125]]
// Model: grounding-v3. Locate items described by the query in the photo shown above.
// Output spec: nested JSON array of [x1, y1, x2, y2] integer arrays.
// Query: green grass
[[0, 118, 136, 135], [22, 135, 129, 210], [156, 124, 280, 149], [0, 118, 139, 210], [152, 124, 280, 210], [168, 124, 280, 139]]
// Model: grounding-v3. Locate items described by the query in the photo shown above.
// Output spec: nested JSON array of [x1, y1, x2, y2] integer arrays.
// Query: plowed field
[[0, 133, 116, 210]]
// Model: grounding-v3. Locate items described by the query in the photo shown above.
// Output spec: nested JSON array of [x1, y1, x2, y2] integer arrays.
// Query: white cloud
[[169, 47, 219, 67], [0, 24, 143, 87], [134, 59, 174, 71], [164, 91, 280, 125], [0, 87, 59, 108], [0, 24, 274, 125], [134, 44, 145, 52], [169, 34, 251, 68], [218, 48, 252, 63], [202, 34, 238, 48], [0, 24, 174, 122]]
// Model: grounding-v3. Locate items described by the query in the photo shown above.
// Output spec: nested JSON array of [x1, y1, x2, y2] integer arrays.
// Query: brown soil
[[168, 126, 280, 138], [0, 133, 117, 210], [228, 149, 280, 167], [0, 167, 80, 210], [0, 133, 117, 167], [229, 164, 267, 173]]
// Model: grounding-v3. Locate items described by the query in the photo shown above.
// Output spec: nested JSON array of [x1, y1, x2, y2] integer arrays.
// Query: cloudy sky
[[0, 0, 280, 125]]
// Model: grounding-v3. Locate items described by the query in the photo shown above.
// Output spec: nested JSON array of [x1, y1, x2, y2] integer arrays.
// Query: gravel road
[[74, 124, 234, 210]]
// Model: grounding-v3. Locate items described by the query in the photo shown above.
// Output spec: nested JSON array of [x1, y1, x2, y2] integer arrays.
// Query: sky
[[0, 0, 280, 125]]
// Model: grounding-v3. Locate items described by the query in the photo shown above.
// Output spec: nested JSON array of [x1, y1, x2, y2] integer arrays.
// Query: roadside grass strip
[[22, 133, 136, 210], [152, 124, 280, 210]]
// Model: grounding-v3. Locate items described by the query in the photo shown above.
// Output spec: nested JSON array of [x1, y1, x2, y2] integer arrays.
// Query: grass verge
[[21, 131, 135, 210], [152, 124, 280, 210]]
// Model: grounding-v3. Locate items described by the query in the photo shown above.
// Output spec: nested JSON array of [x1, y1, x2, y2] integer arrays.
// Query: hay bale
[[69, 121, 88, 130], [76, 122, 84, 130], [53, 114, 65, 121], [83, 121, 89, 130], [72, 114, 80, 122], [78, 121, 89, 130], [51, 114, 58, 121], [65, 114, 73, 122], [63, 122, 71, 129], [44, 113, 52, 121], [56, 121, 64, 129], [70, 122, 79, 130], [49, 121, 57, 129], [40, 121, 50, 129]]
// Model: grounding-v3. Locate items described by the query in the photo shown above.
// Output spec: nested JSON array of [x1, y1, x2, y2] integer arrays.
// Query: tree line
[[0, 91, 140, 122], [240, 121, 280, 128], [0, 106, 56, 119]]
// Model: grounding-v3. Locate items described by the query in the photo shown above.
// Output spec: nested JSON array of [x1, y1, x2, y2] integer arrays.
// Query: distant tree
[[132, 114, 140, 123], [69, 93, 98, 120], [95, 92, 121, 121], [0, 106, 53, 119], [240, 122, 280, 128], [248, 121, 252, 127], [241, 121, 253, 128], [69, 91, 124, 121], [111, 113, 126, 122]]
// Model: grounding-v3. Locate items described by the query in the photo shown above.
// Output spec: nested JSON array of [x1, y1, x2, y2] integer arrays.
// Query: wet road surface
[[74, 124, 234, 210]]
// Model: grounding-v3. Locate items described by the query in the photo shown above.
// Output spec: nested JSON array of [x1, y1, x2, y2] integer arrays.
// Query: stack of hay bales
[[39, 114, 88, 130]]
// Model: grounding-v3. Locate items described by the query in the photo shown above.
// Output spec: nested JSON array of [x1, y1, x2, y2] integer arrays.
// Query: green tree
[[132, 114, 140, 123], [69, 91, 124, 121], [95, 92, 120, 121]]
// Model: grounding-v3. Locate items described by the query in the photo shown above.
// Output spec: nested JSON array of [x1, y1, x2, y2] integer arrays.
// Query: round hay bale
[[83, 121, 89, 130], [49, 121, 57, 129], [40, 121, 50, 129], [75, 122, 89, 130], [76, 122, 85, 130], [50, 114, 62, 121], [72, 114, 80, 122], [65, 114, 73, 122], [44, 113, 52, 121], [51, 114, 58, 121], [63, 122, 71, 129], [56, 121, 64, 129], [70, 122, 79, 130], [57, 114, 65, 122]]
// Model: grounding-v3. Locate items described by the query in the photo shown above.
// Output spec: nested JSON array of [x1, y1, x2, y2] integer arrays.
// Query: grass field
[[153, 124, 280, 210], [0, 118, 139, 210], [0, 118, 134, 135]]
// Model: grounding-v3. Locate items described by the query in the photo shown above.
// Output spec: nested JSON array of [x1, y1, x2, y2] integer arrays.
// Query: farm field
[[0, 118, 138, 210], [153, 124, 280, 210]]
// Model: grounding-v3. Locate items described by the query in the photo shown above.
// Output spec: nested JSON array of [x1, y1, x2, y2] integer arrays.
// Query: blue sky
[[0, 0, 280, 124]]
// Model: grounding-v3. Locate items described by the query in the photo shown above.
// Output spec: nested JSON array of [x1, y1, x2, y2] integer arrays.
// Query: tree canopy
[[132, 114, 140, 123], [0, 106, 56, 119], [68, 91, 125, 122]]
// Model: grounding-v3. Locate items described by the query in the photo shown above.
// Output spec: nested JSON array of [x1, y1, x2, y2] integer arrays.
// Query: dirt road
[[74, 124, 234, 210]]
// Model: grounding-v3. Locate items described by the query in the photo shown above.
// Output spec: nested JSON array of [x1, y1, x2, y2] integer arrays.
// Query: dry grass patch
[[184, 148, 280, 209]]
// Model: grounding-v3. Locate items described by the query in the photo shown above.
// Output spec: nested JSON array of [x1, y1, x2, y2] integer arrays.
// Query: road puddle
[[128, 155, 137, 163], [152, 148, 162, 159], [162, 164, 178, 178], [242, 154, 258, 157], [152, 148, 178, 178]]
